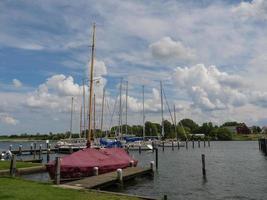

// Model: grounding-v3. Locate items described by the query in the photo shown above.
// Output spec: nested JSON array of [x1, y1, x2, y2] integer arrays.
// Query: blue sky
[[1, 0, 267, 134]]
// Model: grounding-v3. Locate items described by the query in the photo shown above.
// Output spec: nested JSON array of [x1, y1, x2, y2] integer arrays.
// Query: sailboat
[[55, 97, 87, 153], [46, 23, 137, 180]]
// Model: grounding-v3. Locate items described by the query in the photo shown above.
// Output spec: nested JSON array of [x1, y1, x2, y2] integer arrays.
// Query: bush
[[216, 127, 233, 140]]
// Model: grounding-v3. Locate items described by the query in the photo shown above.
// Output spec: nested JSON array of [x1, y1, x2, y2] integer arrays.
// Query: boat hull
[[46, 148, 137, 179]]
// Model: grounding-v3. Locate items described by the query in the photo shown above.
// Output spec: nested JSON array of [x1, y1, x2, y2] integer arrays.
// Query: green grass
[[0, 177, 140, 200], [232, 133, 267, 141], [0, 161, 42, 170]]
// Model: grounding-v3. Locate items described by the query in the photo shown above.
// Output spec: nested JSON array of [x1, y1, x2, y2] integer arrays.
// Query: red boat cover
[[46, 148, 137, 179]]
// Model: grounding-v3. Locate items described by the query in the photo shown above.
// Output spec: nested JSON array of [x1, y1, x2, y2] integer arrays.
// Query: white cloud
[[149, 37, 195, 61], [172, 64, 248, 111], [0, 113, 18, 125], [12, 79, 22, 88], [232, 0, 267, 20]]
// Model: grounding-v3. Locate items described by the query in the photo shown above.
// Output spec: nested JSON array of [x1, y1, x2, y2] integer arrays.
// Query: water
[[1, 141, 266, 199]]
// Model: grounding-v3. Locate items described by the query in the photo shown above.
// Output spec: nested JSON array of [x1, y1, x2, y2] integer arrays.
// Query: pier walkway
[[62, 167, 153, 189]]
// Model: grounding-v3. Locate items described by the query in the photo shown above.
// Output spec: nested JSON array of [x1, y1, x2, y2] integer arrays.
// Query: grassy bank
[[0, 161, 41, 170], [232, 133, 267, 141], [0, 177, 140, 200]]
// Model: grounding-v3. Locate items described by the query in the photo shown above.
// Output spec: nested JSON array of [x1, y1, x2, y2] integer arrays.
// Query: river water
[[1, 141, 266, 200]]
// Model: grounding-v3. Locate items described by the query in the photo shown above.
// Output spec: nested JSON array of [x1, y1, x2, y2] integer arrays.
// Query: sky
[[1, 0, 267, 135]]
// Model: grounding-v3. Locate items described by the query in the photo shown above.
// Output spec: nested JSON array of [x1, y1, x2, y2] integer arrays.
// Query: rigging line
[[162, 85, 174, 124]]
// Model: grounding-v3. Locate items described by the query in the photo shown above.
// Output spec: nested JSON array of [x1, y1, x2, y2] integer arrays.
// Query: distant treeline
[[0, 119, 264, 141]]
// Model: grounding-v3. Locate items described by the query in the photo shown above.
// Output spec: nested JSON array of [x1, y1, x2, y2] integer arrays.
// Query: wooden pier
[[61, 167, 153, 189]]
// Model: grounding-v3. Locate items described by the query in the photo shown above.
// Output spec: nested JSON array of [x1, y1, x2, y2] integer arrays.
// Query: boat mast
[[83, 79, 86, 138], [160, 81, 164, 138], [125, 81, 128, 135], [80, 104, 82, 138], [100, 88, 105, 135], [118, 78, 123, 138], [174, 104, 177, 140], [87, 23, 96, 148], [70, 97, 74, 139], [93, 93, 96, 139], [142, 85, 145, 140]]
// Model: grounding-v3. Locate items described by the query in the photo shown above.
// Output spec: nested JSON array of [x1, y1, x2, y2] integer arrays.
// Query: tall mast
[[87, 23, 96, 147], [118, 78, 123, 138], [100, 88, 105, 134], [125, 81, 128, 135], [142, 85, 145, 140], [83, 79, 86, 138], [70, 97, 74, 139], [93, 93, 96, 139], [160, 81, 164, 138], [174, 104, 177, 140], [80, 104, 82, 138]]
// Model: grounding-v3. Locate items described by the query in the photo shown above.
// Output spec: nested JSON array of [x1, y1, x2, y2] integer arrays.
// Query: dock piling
[[130, 160, 135, 167], [33, 143, 36, 159], [19, 145, 22, 156], [55, 157, 61, 185], [150, 161, 155, 172], [117, 168, 123, 185], [10, 154, 16, 177], [208, 139, 210, 147], [192, 140, 195, 148], [138, 145, 141, 154], [178, 141, 180, 150], [93, 167, 99, 176], [198, 140, 200, 148], [186, 140, 188, 149], [162, 141, 164, 151], [204, 139, 206, 147], [155, 148, 158, 169], [171, 140, 174, 151], [47, 148, 50, 163], [39, 144, 42, 160], [30, 143, 33, 155], [202, 154, 206, 177]]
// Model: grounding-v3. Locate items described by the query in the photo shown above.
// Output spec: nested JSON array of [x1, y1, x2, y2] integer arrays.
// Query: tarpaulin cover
[[46, 148, 137, 179], [99, 138, 122, 148]]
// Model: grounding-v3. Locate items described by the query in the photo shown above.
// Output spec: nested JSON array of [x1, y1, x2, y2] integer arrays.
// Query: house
[[224, 123, 251, 134]]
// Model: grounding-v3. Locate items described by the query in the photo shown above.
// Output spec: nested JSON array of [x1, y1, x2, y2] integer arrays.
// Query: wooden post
[[152, 141, 154, 153], [46, 140, 49, 150], [171, 140, 174, 151], [163, 195, 168, 200], [9, 144, 12, 151], [39, 144, 42, 160], [47, 148, 50, 163], [30, 143, 33, 155], [138, 145, 141, 154], [55, 157, 61, 184], [198, 140, 200, 148], [186, 140, 188, 149], [204, 139, 206, 147], [162, 141, 164, 152], [130, 160, 135, 167], [202, 154, 206, 177], [265, 139, 267, 155], [33, 143, 36, 159], [155, 148, 158, 169], [10, 154, 16, 177], [19, 145, 22, 156], [150, 161, 155, 172], [93, 167, 99, 176], [192, 139, 195, 148], [117, 168, 123, 185], [178, 141, 180, 150], [208, 139, 210, 147]]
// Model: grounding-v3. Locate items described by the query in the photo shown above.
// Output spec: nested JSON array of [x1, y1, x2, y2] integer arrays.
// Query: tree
[[145, 121, 158, 136], [222, 121, 239, 127], [216, 127, 233, 140], [179, 118, 199, 133]]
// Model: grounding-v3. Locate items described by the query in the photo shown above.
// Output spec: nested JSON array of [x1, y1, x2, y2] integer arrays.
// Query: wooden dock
[[62, 167, 153, 189]]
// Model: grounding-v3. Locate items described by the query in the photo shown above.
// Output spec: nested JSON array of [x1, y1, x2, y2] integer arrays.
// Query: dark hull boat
[[46, 148, 137, 179]]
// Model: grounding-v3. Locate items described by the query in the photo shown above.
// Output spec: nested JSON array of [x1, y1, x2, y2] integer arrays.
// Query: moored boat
[[46, 148, 137, 179]]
